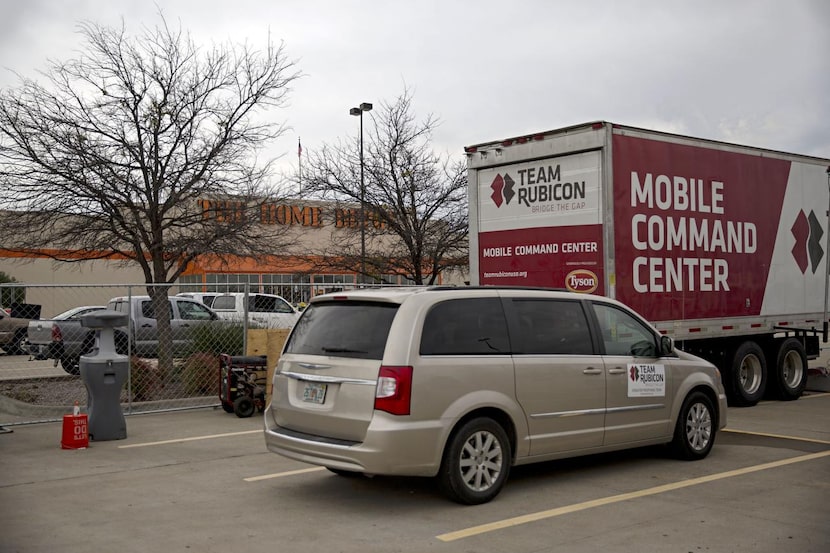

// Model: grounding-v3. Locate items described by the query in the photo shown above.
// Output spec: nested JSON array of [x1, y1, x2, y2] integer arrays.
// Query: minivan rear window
[[420, 298, 510, 355], [284, 301, 399, 360]]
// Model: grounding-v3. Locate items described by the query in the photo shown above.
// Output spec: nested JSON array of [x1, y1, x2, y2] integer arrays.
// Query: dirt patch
[[0, 376, 85, 407]]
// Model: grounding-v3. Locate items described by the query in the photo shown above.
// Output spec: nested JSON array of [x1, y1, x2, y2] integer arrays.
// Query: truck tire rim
[[460, 430, 503, 492], [781, 350, 803, 389], [739, 354, 762, 395], [685, 402, 712, 452]]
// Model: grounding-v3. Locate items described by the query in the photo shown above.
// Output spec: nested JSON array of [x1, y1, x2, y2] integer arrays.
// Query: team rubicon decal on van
[[791, 209, 825, 274], [628, 364, 666, 397], [565, 269, 598, 293]]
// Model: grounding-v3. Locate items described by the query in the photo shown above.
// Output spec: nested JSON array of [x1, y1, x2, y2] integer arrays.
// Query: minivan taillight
[[374, 365, 413, 415]]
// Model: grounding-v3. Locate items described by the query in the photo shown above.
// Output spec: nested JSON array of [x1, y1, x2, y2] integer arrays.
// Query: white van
[[209, 292, 299, 329], [176, 292, 219, 308]]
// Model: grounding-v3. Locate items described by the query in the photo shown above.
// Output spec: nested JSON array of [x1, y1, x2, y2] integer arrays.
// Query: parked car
[[106, 295, 220, 357], [264, 286, 727, 505], [50, 296, 220, 375], [26, 306, 106, 360], [206, 292, 300, 329], [175, 292, 219, 308], [0, 303, 41, 355]]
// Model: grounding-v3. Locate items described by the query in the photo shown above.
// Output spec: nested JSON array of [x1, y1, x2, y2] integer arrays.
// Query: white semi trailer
[[466, 121, 830, 406]]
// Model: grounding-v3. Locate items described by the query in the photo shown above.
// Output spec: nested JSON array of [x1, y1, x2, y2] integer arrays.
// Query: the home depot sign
[[200, 200, 386, 230]]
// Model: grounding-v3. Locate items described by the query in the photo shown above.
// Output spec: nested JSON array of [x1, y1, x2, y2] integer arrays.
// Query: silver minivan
[[264, 286, 727, 504]]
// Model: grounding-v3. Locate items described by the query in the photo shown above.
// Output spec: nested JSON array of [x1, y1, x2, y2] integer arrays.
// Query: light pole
[[350, 102, 372, 285]]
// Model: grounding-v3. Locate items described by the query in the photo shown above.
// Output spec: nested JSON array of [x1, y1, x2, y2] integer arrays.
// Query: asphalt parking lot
[[1, 389, 829, 553]]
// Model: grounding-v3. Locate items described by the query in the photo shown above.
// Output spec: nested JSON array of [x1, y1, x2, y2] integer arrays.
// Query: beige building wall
[[1, 200, 470, 316], [0, 257, 149, 317]]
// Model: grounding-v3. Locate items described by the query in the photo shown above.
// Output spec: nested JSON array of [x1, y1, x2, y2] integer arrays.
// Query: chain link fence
[[0, 282, 315, 426]]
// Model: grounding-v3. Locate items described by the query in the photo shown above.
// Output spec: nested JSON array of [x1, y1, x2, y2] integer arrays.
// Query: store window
[[206, 273, 260, 293], [312, 274, 356, 295], [262, 274, 311, 305]]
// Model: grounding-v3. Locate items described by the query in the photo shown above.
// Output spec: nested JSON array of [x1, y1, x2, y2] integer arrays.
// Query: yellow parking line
[[244, 467, 326, 481], [802, 391, 830, 399], [436, 450, 830, 542], [118, 429, 261, 448], [724, 428, 830, 445]]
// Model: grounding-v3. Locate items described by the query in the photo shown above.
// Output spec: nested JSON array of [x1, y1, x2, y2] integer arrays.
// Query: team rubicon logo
[[629, 365, 640, 382], [791, 210, 824, 274], [490, 174, 515, 208]]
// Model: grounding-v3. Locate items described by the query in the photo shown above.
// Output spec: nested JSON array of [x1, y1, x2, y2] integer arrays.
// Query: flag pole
[[298, 137, 303, 194]]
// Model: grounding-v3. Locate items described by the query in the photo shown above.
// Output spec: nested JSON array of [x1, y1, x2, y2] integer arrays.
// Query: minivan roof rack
[[426, 285, 569, 293]]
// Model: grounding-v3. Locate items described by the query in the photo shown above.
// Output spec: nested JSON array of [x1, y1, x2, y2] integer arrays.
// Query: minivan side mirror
[[659, 335, 674, 357]]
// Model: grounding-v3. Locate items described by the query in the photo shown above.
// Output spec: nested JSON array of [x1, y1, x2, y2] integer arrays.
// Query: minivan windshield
[[285, 301, 399, 360]]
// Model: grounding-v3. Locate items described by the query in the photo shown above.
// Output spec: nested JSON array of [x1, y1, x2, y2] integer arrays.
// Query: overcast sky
[[2, 0, 828, 181]]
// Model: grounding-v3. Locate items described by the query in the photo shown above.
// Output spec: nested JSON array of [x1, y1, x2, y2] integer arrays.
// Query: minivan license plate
[[302, 382, 327, 404]]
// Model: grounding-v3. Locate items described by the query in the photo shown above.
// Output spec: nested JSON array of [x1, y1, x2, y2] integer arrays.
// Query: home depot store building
[[0, 199, 438, 312]]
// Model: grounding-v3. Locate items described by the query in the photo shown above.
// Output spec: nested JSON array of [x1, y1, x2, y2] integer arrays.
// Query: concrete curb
[[0, 394, 220, 424]]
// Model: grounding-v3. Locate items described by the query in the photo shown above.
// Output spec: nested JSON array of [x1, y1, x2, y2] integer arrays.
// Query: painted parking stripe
[[244, 467, 326, 481], [118, 429, 261, 448], [116, 430, 327, 481], [436, 450, 830, 542], [724, 428, 830, 445]]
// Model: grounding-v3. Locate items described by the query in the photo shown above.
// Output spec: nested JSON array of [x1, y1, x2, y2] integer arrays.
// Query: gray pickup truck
[[27, 305, 106, 360], [44, 296, 219, 374], [1, 303, 41, 355]]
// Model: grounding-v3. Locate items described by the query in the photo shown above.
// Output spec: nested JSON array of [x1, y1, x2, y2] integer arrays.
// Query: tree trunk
[[148, 286, 175, 379]]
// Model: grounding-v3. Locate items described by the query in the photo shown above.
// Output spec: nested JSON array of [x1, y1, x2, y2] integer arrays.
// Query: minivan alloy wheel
[[439, 417, 511, 505], [684, 401, 712, 452], [671, 391, 716, 460], [461, 430, 503, 491]]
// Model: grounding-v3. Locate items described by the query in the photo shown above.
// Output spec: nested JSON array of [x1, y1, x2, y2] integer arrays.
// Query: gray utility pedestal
[[80, 310, 129, 441]]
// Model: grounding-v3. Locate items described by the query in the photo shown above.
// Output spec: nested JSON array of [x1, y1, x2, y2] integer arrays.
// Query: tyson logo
[[565, 269, 598, 293]]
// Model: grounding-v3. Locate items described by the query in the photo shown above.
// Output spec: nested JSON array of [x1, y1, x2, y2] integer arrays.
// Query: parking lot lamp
[[350, 102, 372, 284]]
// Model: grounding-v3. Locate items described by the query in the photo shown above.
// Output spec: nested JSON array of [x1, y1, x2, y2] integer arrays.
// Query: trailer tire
[[771, 338, 807, 401], [727, 341, 767, 407]]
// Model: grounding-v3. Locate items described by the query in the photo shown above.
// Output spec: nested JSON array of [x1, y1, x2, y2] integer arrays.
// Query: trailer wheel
[[771, 338, 807, 401], [727, 341, 766, 407], [233, 396, 255, 418]]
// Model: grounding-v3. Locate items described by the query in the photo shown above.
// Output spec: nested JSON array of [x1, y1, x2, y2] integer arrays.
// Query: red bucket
[[61, 413, 89, 449]]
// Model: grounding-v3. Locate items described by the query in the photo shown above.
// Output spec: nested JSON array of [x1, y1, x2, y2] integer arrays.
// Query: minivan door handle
[[608, 367, 626, 375], [582, 368, 603, 375]]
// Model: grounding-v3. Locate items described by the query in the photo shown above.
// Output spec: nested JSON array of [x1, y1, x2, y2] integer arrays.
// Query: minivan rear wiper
[[322, 347, 368, 354]]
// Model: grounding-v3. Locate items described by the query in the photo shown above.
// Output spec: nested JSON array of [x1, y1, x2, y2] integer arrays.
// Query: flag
[[298, 138, 302, 158]]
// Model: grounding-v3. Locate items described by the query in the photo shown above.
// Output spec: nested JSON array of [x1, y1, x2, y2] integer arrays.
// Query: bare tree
[[0, 15, 301, 367], [299, 89, 468, 285]]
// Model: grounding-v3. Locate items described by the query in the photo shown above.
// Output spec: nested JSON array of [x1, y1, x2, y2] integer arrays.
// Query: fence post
[[126, 285, 134, 415], [243, 282, 250, 355]]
